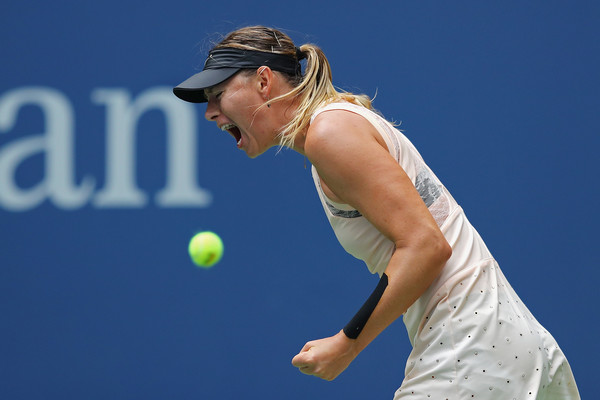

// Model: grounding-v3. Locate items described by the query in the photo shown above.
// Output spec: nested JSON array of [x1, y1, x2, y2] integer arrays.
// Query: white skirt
[[394, 259, 580, 399]]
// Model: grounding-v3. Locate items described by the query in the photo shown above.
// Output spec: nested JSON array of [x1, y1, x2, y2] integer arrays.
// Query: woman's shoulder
[[310, 101, 373, 122], [306, 104, 386, 160]]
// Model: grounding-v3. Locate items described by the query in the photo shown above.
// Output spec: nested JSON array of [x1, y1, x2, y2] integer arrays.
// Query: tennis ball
[[188, 231, 224, 268]]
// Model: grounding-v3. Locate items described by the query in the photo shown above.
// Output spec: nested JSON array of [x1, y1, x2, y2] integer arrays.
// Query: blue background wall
[[1, 1, 597, 399]]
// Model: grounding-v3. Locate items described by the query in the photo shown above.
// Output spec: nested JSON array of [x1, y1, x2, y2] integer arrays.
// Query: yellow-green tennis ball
[[188, 231, 224, 268]]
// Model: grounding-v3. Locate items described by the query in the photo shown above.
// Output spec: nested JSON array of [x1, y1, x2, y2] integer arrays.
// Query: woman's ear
[[256, 66, 273, 100]]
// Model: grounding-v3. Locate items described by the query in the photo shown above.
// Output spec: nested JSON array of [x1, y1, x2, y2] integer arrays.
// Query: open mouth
[[220, 123, 242, 147]]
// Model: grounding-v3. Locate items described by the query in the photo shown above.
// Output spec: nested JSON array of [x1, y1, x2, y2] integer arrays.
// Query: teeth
[[220, 123, 237, 131]]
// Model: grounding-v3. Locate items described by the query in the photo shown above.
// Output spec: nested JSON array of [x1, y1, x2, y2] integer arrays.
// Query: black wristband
[[343, 273, 389, 339]]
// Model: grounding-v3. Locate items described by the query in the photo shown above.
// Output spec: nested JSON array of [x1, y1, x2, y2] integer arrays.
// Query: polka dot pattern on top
[[394, 259, 579, 399]]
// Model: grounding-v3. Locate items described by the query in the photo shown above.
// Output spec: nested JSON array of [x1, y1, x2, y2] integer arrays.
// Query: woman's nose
[[204, 99, 219, 121]]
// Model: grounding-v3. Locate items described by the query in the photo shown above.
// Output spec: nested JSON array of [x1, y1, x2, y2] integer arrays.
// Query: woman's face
[[204, 72, 277, 158]]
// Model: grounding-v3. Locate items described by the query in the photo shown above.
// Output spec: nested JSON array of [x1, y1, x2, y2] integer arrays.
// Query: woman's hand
[[291, 330, 358, 381]]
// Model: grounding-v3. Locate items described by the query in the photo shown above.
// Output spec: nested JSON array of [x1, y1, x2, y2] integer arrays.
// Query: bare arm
[[291, 110, 452, 380]]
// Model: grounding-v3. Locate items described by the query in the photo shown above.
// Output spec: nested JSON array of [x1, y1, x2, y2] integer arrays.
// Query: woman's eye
[[205, 90, 223, 101]]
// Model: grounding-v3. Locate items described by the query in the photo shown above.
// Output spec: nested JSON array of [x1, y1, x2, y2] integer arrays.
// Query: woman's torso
[[310, 102, 496, 341]]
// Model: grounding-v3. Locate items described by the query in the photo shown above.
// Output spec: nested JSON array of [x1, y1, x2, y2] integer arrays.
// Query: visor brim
[[173, 67, 240, 103]]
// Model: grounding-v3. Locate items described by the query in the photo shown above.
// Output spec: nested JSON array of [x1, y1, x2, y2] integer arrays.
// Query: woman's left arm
[[291, 110, 452, 381]]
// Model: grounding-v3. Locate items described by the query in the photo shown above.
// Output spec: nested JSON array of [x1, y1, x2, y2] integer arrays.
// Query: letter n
[[91, 87, 212, 208]]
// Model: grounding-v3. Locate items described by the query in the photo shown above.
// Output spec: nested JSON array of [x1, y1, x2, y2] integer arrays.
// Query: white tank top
[[310, 102, 495, 340]]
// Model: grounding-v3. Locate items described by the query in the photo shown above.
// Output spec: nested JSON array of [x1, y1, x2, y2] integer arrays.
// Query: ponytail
[[275, 44, 373, 149]]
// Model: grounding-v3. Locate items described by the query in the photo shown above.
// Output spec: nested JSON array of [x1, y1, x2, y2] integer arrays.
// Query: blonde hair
[[213, 26, 373, 149]]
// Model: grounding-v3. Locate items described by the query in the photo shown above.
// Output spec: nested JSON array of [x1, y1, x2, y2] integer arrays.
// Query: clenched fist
[[291, 330, 359, 381]]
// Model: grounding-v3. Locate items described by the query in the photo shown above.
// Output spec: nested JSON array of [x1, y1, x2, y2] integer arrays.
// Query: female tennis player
[[173, 26, 580, 399]]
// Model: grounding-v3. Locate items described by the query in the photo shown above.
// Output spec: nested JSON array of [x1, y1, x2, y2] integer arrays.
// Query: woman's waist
[[403, 209, 495, 343]]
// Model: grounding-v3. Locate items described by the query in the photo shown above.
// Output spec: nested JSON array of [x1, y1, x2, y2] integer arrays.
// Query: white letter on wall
[[0, 87, 95, 211], [92, 87, 211, 208]]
